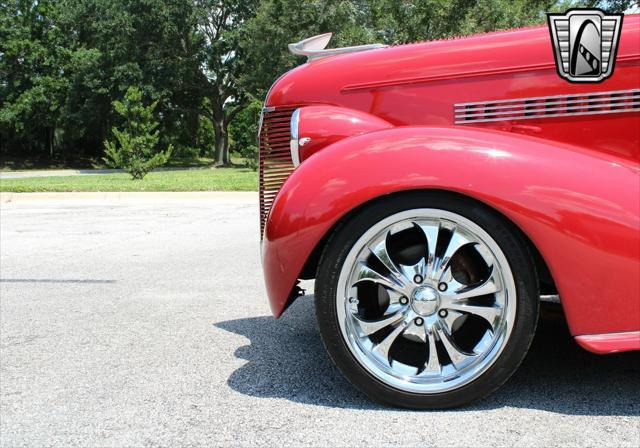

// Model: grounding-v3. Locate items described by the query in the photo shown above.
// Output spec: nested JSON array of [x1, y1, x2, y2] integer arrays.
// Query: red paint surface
[[296, 106, 392, 162], [261, 17, 640, 353], [575, 332, 640, 354]]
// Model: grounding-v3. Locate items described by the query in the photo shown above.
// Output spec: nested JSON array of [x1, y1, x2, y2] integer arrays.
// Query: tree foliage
[[0, 0, 634, 167], [103, 86, 172, 179], [229, 98, 261, 170]]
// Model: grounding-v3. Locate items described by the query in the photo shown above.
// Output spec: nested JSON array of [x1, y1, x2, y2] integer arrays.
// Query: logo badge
[[548, 9, 623, 83]]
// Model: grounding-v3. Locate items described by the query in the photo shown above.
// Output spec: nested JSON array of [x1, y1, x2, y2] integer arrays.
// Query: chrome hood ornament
[[288, 33, 386, 61]]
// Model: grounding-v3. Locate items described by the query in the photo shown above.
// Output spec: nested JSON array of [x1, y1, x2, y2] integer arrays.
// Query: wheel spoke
[[423, 327, 441, 374], [353, 262, 405, 293], [417, 223, 440, 281], [399, 257, 426, 283], [440, 309, 464, 333], [352, 311, 404, 336], [436, 323, 476, 369], [403, 318, 426, 342], [372, 322, 407, 364], [444, 275, 500, 301], [474, 244, 497, 269], [445, 303, 501, 327], [368, 233, 403, 278], [433, 229, 474, 281], [386, 289, 406, 306]]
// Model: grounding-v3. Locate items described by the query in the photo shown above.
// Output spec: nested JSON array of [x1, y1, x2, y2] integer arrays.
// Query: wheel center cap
[[411, 286, 440, 316]]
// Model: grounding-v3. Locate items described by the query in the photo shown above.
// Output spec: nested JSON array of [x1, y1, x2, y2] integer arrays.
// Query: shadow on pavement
[[214, 296, 640, 414]]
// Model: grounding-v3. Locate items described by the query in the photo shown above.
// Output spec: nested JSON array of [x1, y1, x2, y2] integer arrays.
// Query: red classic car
[[258, 13, 640, 408]]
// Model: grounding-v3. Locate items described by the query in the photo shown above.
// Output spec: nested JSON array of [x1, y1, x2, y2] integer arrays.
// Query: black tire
[[315, 191, 539, 409]]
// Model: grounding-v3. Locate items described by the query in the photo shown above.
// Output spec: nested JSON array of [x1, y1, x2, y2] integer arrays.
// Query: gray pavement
[[1, 198, 639, 447]]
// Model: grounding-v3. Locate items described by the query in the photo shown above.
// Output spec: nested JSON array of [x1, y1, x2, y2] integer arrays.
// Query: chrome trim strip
[[290, 108, 301, 167], [454, 89, 640, 124], [289, 140, 300, 167]]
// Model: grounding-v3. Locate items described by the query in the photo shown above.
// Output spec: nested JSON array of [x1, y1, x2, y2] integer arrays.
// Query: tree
[[103, 86, 172, 179], [0, 0, 71, 159], [0, 0, 204, 162], [57, 0, 204, 158], [194, 0, 258, 165]]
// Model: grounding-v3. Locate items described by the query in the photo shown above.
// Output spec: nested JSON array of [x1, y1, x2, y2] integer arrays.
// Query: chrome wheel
[[336, 209, 517, 394]]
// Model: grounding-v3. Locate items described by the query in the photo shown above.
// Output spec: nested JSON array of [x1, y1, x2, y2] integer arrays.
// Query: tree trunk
[[48, 127, 54, 160], [213, 119, 230, 166]]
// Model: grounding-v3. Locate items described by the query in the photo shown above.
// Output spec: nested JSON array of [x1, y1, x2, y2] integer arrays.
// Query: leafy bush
[[230, 99, 261, 170], [103, 87, 172, 179], [171, 145, 201, 162], [196, 115, 216, 158], [240, 144, 259, 171]]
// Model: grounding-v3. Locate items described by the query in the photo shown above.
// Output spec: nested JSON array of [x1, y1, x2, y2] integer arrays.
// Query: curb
[[0, 191, 258, 204]]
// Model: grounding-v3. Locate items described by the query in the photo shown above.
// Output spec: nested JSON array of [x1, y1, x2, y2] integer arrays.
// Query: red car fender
[[262, 126, 640, 343], [295, 106, 393, 163]]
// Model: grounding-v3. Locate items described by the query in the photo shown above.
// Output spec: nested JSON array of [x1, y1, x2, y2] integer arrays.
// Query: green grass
[[0, 155, 242, 171], [0, 167, 258, 192]]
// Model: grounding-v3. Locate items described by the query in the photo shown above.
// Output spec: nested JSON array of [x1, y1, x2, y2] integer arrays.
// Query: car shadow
[[214, 296, 640, 415]]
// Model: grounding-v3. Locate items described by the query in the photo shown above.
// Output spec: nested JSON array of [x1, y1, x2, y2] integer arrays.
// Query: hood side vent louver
[[455, 88, 640, 124]]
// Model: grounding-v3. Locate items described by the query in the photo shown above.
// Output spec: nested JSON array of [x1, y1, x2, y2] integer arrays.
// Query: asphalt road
[[1, 197, 639, 447]]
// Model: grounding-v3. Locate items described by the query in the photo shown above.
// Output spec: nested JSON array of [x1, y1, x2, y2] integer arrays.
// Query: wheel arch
[[299, 188, 557, 297]]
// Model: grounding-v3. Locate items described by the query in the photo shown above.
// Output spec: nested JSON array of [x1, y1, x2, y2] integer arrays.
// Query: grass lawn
[[0, 167, 258, 192], [0, 155, 218, 171]]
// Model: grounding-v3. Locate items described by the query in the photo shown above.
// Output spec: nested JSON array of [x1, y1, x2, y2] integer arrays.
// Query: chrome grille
[[259, 106, 298, 237], [455, 88, 640, 124]]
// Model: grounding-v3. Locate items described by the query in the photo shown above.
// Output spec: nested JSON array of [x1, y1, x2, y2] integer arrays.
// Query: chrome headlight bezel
[[289, 108, 301, 167]]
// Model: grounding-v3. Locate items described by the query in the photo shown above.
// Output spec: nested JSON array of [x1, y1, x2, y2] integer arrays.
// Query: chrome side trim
[[454, 88, 640, 124], [290, 108, 301, 167]]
